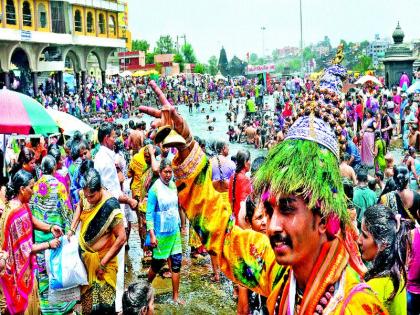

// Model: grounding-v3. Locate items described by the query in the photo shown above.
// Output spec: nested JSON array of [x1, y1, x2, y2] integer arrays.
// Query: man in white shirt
[[94, 122, 138, 314]]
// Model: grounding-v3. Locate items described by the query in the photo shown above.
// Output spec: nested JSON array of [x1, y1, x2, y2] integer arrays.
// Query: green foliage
[[360, 40, 370, 50], [303, 47, 315, 61], [208, 56, 218, 75], [288, 58, 302, 72], [173, 53, 185, 72], [194, 63, 207, 74], [253, 140, 348, 223], [228, 56, 246, 76], [354, 55, 373, 73], [131, 39, 150, 52], [155, 63, 163, 73], [181, 43, 197, 64], [272, 50, 280, 63], [249, 53, 259, 65], [146, 52, 155, 65], [174, 53, 184, 63], [218, 47, 229, 75], [154, 35, 175, 54]]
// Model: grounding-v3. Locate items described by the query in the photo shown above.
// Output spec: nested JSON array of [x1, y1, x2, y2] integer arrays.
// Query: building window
[[108, 15, 116, 35], [74, 9, 82, 32], [6, 0, 16, 25], [22, 1, 32, 27], [38, 3, 47, 28], [98, 13, 105, 34], [86, 12, 93, 33]]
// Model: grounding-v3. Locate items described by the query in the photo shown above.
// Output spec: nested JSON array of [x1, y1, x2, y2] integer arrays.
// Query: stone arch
[[63, 49, 82, 73], [8, 44, 35, 71]]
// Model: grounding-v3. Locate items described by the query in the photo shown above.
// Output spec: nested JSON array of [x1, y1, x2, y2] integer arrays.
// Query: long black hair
[[9, 147, 35, 178], [6, 170, 33, 201], [363, 204, 410, 302], [231, 150, 251, 212]]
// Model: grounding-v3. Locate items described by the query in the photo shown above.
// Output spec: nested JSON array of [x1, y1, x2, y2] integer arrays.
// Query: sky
[[126, 0, 420, 62]]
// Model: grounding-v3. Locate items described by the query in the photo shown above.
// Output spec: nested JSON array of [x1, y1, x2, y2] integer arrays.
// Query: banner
[[246, 64, 275, 75]]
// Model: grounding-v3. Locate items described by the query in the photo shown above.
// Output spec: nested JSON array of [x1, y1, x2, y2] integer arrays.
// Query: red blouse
[[228, 169, 252, 224]]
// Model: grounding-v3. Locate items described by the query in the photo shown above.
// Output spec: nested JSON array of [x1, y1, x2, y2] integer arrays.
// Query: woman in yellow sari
[[78, 169, 126, 315], [127, 145, 159, 250]]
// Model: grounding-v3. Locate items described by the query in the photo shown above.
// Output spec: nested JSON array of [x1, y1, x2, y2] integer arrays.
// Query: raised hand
[[138, 81, 193, 149]]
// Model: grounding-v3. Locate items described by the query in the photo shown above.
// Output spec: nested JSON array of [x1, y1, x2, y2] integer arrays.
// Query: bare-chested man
[[340, 153, 357, 185], [128, 122, 145, 154], [244, 123, 256, 144]]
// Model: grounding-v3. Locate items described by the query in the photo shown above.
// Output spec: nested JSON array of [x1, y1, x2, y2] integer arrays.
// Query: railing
[[22, 13, 32, 27], [6, 11, 16, 25]]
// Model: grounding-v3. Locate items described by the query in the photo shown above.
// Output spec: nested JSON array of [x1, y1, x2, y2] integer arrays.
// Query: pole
[[300, 0, 304, 76], [261, 26, 266, 61]]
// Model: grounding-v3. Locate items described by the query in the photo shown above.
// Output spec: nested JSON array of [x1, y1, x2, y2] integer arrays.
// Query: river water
[[123, 95, 406, 314]]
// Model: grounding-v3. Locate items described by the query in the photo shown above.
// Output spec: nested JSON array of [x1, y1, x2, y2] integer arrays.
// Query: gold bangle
[[49, 225, 53, 233]]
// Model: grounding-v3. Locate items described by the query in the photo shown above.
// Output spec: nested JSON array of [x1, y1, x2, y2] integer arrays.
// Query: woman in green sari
[[78, 169, 126, 314], [374, 130, 387, 172], [30, 155, 75, 315]]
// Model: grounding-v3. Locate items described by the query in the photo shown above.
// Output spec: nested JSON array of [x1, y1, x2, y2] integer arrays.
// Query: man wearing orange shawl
[[139, 69, 387, 314]]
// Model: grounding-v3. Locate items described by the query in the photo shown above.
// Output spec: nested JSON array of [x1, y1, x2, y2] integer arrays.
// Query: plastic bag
[[45, 235, 88, 291]]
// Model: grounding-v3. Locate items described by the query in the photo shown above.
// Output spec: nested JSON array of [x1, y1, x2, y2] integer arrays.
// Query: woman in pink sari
[[361, 110, 378, 167], [0, 170, 62, 315]]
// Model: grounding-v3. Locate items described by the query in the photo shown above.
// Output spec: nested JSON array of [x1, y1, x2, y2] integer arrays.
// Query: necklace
[[278, 271, 336, 315]]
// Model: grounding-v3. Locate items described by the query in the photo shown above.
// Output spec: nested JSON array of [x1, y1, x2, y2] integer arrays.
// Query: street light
[[299, 0, 304, 75], [261, 26, 266, 61]]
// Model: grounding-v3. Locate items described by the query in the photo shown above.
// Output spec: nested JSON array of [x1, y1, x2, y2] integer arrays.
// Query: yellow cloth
[[368, 277, 407, 315], [172, 142, 387, 315], [128, 147, 152, 212], [79, 194, 122, 291]]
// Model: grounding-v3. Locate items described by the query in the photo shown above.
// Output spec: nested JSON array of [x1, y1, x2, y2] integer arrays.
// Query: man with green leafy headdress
[[139, 56, 387, 314]]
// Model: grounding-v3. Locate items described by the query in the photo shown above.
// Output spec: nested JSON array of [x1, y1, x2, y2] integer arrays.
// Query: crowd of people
[[0, 55, 419, 315]]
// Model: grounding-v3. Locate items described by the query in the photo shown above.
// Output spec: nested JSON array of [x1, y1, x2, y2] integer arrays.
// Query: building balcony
[[58, 0, 125, 12], [0, 27, 126, 48]]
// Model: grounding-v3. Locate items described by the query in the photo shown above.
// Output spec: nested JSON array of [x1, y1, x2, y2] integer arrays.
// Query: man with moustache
[[139, 64, 386, 314]]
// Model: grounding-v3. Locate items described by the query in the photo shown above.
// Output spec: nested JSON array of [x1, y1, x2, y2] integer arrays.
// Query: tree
[[155, 63, 163, 73], [249, 53, 259, 65], [173, 53, 185, 72], [303, 47, 315, 61], [154, 35, 175, 54], [354, 55, 373, 73], [288, 58, 302, 72], [272, 49, 280, 63], [208, 56, 218, 75], [218, 47, 228, 75], [228, 56, 246, 76], [194, 63, 207, 74], [131, 39, 150, 52], [181, 43, 197, 64], [146, 52, 155, 64]]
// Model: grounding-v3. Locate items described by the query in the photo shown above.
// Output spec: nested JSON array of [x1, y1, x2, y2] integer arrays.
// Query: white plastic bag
[[45, 235, 88, 291]]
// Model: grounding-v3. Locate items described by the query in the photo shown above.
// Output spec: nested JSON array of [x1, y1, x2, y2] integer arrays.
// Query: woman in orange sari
[[0, 170, 62, 315]]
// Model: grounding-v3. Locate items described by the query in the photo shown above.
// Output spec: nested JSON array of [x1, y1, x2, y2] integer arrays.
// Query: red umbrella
[[0, 88, 58, 135]]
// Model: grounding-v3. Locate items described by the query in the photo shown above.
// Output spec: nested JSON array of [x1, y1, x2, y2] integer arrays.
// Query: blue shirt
[[346, 141, 361, 167]]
